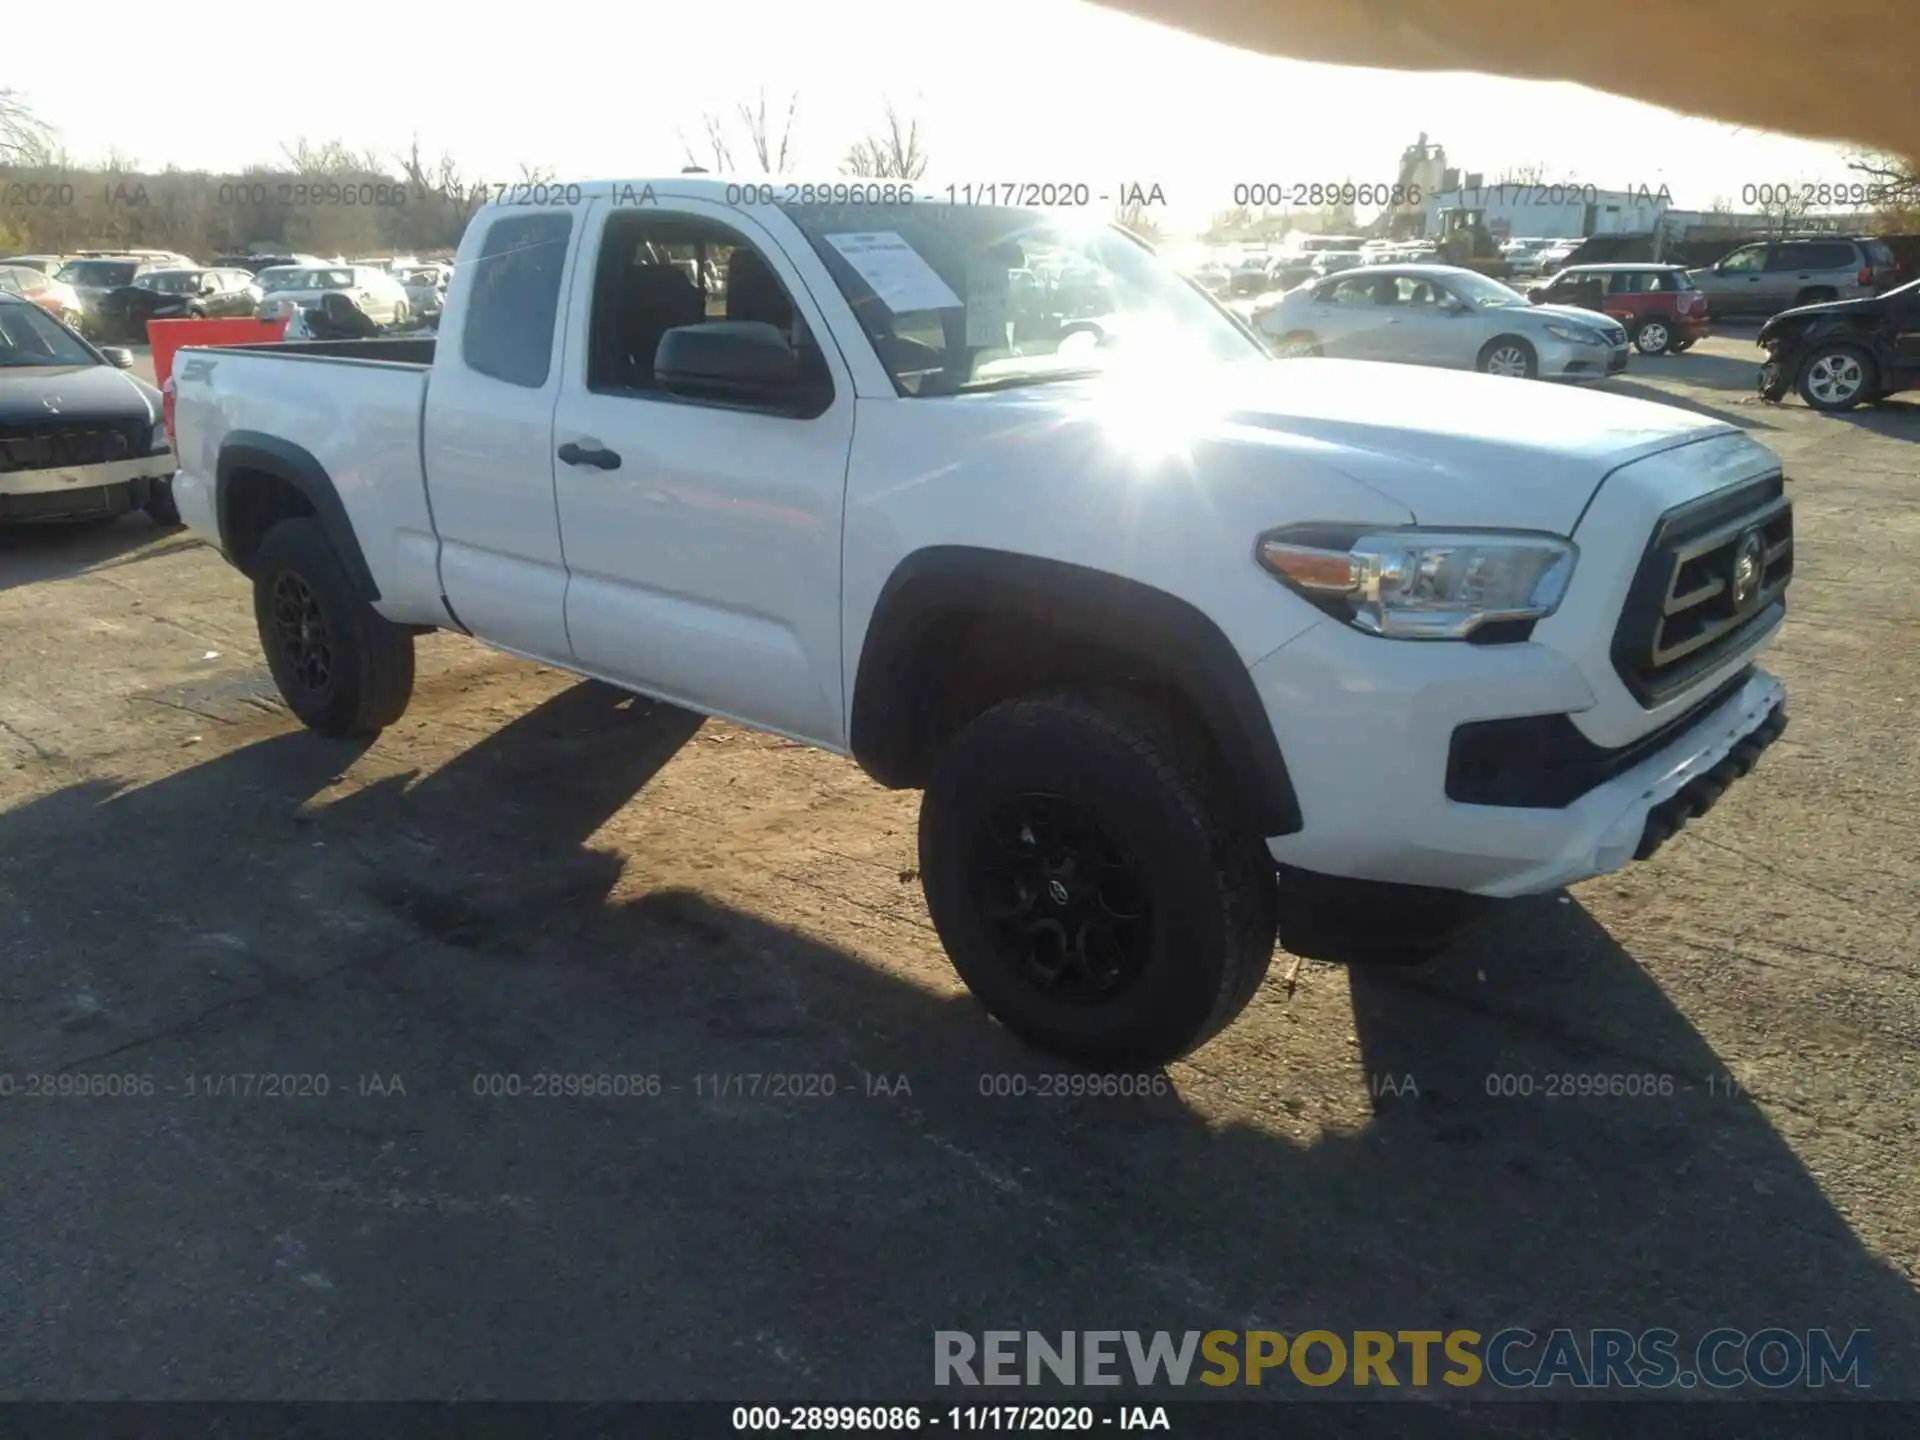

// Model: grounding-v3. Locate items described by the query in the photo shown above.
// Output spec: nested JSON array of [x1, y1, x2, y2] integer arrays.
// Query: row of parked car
[[0, 247, 454, 343], [1246, 255, 1920, 411]]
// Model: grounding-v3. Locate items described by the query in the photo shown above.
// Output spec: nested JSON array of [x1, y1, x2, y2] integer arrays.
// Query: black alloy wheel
[[271, 570, 334, 696], [969, 792, 1153, 1004]]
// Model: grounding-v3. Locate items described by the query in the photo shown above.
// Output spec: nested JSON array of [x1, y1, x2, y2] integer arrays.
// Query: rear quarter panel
[[172, 350, 442, 624]]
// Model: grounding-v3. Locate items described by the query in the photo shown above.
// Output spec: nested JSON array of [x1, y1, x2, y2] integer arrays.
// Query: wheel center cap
[[1046, 879, 1071, 906]]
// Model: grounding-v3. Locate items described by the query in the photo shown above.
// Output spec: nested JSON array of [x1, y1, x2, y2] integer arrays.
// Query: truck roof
[[470, 177, 947, 215]]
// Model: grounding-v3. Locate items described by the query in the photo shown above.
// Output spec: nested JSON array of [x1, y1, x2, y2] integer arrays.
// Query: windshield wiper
[[928, 367, 1107, 397]]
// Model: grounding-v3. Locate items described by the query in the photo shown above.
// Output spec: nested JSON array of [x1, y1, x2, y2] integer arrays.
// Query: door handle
[[557, 441, 622, 470]]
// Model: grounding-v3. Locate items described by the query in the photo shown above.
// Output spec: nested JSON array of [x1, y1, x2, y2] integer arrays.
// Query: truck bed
[[171, 334, 445, 625], [194, 337, 437, 367]]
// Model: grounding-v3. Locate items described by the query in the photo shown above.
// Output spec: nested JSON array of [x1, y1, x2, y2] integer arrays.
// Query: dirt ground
[[0, 331, 1916, 1421]]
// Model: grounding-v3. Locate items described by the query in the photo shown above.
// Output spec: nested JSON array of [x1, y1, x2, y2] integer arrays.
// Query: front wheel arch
[[848, 547, 1304, 837]]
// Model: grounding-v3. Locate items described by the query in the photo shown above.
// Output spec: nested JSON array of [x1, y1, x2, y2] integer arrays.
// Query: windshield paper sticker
[[824, 232, 961, 314]]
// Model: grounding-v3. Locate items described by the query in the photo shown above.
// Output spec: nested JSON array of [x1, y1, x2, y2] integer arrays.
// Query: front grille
[[1611, 474, 1793, 707], [0, 420, 144, 474]]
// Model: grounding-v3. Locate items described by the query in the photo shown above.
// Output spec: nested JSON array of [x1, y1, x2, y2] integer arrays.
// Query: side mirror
[[99, 346, 135, 369], [655, 321, 820, 411]]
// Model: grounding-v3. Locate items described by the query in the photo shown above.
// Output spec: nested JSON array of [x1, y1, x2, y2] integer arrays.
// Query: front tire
[[919, 692, 1277, 1069], [1478, 336, 1538, 378], [143, 476, 182, 528], [1796, 343, 1875, 412], [251, 517, 415, 736]]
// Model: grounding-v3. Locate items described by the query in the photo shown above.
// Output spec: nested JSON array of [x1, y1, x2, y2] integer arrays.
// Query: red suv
[[1527, 264, 1709, 355]]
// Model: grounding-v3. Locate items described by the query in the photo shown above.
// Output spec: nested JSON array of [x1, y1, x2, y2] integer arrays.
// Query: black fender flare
[[216, 431, 381, 602], [848, 546, 1303, 836]]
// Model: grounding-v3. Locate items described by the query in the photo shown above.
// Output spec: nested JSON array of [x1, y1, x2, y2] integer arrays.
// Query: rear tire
[[1792, 287, 1837, 308], [1275, 868, 1496, 967], [1796, 343, 1875, 412], [251, 517, 415, 737], [918, 692, 1277, 1069], [1632, 318, 1673, 355]]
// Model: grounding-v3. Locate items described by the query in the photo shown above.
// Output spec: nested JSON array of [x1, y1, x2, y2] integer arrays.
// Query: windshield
[[58, 259, 138, 288], [781, 203, 1262, 397], [261, 267, 354, 292], [1449, 271, 1530, 308], [134, 271, 203, 295], [0, 301, 99, 367]]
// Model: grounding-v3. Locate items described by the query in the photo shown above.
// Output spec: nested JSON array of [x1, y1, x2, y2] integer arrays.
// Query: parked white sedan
[[1251, 263, 1630, 381], [253, 264, 413, 327]]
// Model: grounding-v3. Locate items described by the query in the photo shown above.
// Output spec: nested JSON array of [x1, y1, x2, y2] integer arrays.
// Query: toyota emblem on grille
[[1730, 528, 1766, 611]]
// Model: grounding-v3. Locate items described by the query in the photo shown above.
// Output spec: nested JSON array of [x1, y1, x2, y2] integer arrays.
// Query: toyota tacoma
[[168, 180, 1793, 1067]]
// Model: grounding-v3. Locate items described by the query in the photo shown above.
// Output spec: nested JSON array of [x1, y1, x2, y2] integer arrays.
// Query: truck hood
[[0, 363, 158, 425], [1209, 357, 1736, 535]]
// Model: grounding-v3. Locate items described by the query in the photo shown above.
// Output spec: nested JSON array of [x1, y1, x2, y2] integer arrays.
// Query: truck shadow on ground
[[0, 514, 200, 594], [0, 681, 1912, 1421]]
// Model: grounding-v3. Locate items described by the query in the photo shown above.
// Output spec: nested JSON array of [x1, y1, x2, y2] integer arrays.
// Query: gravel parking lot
[[1, 332, 1916, 1419]]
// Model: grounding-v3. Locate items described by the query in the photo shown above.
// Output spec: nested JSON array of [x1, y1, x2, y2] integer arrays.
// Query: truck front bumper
[[1251, 619, 1787, 898], [0, 454, 177, 523]]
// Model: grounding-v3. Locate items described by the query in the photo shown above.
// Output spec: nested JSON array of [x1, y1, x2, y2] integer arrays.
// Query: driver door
[[1706, 243, 1770, 314]]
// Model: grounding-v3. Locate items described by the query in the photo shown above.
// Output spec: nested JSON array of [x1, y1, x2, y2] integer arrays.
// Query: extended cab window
[[462, 211, 572, 389], [585, 209, 824, 409]]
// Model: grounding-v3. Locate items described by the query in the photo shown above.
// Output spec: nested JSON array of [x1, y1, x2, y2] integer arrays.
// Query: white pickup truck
[[170, 178, 1793, 1067]]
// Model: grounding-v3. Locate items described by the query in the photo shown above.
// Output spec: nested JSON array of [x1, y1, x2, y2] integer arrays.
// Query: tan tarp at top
[[1096, 0, 1916, 161]]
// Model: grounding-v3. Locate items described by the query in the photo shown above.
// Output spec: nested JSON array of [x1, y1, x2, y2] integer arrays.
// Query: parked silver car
[[1252, 263, 1629, 381], [1684, 235, 1895, 318]]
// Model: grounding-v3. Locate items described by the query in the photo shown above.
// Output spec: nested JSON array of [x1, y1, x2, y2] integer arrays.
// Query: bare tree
[[680, 89, 800, 174], [0, 89, 54, 165], [1755, 180, 1816, 235], [680, 114, 735, 173], [395, 137, 487, 250], [1204, 205, 1254, 241], [841, 100, 928, 180], [280, 137, 383, 176], [1113, 199, 1162, 241], [0, 88, 55, 164], [1494, 161, 1547, 186], [738, 89, 800, 174], [1846, 151, 1920, 229]]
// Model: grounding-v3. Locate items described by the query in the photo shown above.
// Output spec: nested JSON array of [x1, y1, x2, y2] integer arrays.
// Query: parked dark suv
[[1686, 235, 1899, 318]]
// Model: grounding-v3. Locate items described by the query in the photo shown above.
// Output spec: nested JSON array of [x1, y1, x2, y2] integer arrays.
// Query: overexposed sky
[[10, 0, 1867, 229]]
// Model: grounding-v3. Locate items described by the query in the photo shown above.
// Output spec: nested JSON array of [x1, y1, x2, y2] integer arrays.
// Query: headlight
[[1544, 322, 1605, 345], [1256, 526, 1577, 640], [147, 421, 169, 453]]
